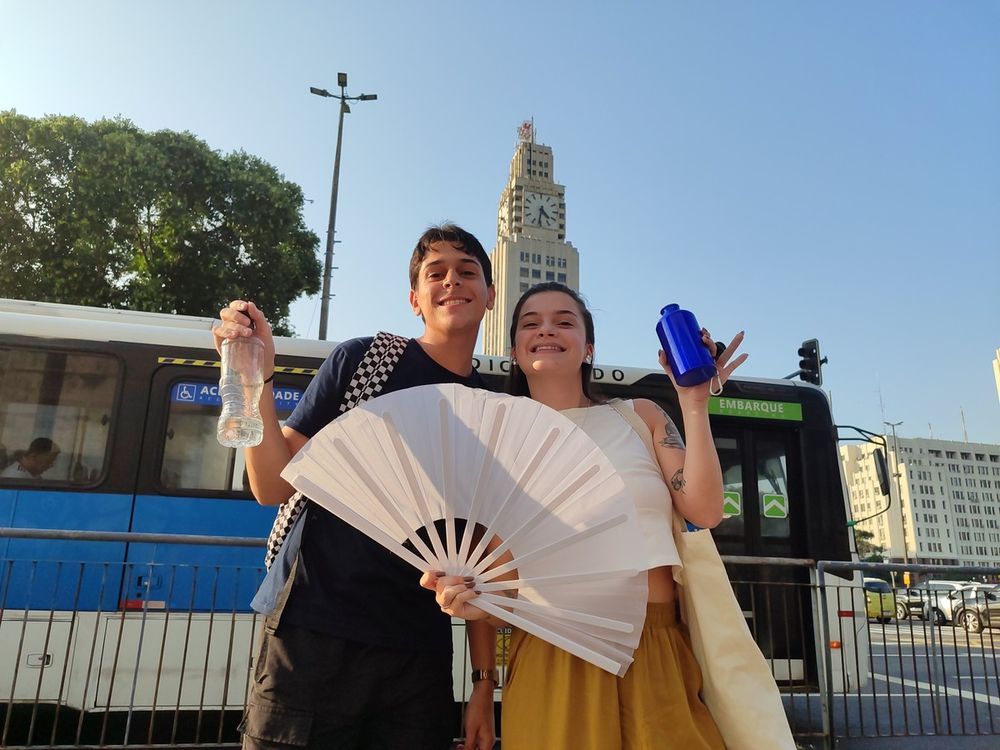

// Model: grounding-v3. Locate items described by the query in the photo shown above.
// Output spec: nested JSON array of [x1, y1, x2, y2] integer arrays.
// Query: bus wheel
[[961, 611, 983, 634]]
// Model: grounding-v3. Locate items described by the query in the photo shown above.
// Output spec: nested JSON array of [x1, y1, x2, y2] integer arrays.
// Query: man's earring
[[510, 356, 517, 367], [585, 354, 593, 365]]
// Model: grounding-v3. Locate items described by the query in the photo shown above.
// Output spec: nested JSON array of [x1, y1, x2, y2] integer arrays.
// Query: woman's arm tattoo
[[653, 405, 685, 450], [670, 468, 686, 492]]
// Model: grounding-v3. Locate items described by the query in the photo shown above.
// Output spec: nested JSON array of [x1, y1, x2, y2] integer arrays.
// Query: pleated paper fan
[[280, 383, 648, 675]]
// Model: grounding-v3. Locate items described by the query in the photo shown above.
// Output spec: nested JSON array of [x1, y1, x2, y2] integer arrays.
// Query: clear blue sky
[[3, 1, 999, 444]]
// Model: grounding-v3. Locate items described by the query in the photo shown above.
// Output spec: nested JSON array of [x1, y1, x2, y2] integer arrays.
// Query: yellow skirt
[[501, 602, 726, 750]]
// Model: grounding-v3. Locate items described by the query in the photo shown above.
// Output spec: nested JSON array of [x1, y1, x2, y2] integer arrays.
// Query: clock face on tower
[[523, 191, 559, 230]]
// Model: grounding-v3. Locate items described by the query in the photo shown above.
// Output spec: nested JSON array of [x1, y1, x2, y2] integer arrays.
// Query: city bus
[[0, 298, 865, 743]]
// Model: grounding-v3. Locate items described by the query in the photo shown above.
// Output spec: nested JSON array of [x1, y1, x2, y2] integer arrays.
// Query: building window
[[520, 267, 529, 278], [520, 282, 529, 292], [557, 273, 567, 283], [519, 251, 529, 262], [531, 269, 541, 279], [546, 271, 555, 281]]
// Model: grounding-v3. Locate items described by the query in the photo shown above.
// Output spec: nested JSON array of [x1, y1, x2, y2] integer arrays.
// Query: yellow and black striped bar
[[157, 357, 318, 376]]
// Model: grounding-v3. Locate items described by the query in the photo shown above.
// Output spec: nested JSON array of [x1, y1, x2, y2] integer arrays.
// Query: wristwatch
[[471, 668, 499, 684]]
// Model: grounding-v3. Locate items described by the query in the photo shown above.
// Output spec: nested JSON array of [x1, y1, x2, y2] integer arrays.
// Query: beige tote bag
[[672, 521, 796, 749]]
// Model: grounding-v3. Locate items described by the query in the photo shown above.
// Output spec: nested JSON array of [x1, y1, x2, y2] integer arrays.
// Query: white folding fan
[[280, 383, 648, 676]]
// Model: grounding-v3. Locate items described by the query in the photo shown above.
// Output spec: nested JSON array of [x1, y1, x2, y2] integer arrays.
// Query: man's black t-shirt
[[281, 336, 486, 652]]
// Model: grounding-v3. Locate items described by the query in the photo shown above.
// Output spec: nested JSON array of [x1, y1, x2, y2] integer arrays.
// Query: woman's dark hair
[[508, 282, 600, 402]]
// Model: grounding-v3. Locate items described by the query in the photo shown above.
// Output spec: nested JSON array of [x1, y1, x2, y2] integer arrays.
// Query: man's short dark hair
[[28, 437, 57, 455], [408, 224, 493, 289]]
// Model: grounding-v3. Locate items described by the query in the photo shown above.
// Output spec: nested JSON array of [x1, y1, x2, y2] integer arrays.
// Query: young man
[[213, 225, 498, 750]]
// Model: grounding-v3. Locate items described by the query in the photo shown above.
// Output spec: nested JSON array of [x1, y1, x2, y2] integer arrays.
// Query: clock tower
[[483, 122, 580, 356]]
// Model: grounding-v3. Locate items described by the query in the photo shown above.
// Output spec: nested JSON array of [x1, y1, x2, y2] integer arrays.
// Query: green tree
[[854, 528, 885, 562], [0, 111, 320, 334]]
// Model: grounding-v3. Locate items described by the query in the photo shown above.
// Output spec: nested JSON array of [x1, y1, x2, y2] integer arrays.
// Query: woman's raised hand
[[658, 330, 748, 403]]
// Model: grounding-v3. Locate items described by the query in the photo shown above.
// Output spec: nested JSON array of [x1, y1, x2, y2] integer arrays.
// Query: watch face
[[524, 191, 559, 230]]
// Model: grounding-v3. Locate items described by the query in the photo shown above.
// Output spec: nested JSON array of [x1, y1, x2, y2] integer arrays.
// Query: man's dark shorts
[[239, 619, 457, 750]]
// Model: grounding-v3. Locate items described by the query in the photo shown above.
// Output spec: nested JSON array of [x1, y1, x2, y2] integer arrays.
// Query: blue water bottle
[[655, 304, 717, 387]]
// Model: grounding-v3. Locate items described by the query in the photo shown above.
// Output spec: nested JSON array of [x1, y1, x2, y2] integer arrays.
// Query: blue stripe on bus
[[0, 489, 132, 610], [127, 494, 271, 611], [0, 490, 270, 612]]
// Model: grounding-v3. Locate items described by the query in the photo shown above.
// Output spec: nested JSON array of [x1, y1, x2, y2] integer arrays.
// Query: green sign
[[762, 493, 789, 519], [708, 397, 803, 422], [723, 491, 742, 517]]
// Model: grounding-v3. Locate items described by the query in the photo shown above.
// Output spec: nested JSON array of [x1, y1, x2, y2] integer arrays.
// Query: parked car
[[894, 580, 971, 624], [958, 582, 998, 597], [863, 577, 895, 623], [952, 585, 1000, 633]]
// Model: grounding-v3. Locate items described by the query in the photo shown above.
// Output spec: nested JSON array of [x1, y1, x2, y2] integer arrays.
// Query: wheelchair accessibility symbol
[[176, 384, 196, 402]]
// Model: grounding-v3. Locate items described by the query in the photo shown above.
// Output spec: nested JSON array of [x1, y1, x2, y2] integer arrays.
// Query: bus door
[[125, 362, 305, 613], [712, 424, 815, 686]]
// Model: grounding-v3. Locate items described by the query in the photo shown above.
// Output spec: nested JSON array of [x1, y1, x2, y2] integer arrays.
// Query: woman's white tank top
[[559, 400, 681, 569]]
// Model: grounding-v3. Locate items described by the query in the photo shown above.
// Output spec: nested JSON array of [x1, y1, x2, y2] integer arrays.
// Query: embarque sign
[[708, 397, 803, 422]]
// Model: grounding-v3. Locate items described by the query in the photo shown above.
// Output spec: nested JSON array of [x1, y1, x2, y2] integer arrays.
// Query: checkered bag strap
[[263, 332, 410, 568]]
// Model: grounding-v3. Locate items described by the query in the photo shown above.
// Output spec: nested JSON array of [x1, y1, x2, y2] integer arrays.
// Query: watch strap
[[471, 668, 499, 684]]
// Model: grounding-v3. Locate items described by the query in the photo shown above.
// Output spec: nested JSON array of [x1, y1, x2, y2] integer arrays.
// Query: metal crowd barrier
[[2, 528, 1000, 749], [0, 528, 266, 749], [818, 561, 1000, 749]]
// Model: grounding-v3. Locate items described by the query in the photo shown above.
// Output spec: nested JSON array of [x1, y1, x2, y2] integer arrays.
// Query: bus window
[[0, 347, 118, 485], [159, 379, 301, 493], [715, 435, 745, 536], [757, 439, 791, 538]]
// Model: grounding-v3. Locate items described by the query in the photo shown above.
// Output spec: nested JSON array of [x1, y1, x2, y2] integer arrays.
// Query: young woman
[[428, 282, 747, 749]]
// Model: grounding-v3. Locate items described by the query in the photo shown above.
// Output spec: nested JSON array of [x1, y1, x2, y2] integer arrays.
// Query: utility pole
[[310, 73, 378, 340]]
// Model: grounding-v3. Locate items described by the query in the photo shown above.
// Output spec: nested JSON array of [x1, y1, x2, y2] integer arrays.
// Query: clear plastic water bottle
[[217, 336, 265, 448], [655, 304, 717, 387]]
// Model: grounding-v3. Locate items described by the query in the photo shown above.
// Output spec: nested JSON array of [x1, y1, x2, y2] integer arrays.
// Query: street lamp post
[[884, 420, 908, 565], [310, 73, 377, 340]]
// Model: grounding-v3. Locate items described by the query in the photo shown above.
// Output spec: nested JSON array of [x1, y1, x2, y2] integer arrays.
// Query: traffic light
[[798, 338, 824, 386]]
